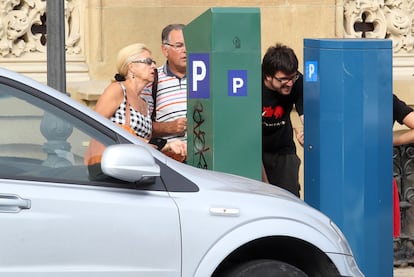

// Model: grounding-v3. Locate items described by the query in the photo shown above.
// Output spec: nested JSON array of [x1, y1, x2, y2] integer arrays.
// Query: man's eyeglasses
[[164, 42, 186, 51], [131, 58, 156, 65], [273, 72, 300, 85]]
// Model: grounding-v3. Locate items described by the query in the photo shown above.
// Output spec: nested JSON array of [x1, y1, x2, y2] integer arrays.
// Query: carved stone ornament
[[0, 0, 81, 58], [344, 0, 414, 54]]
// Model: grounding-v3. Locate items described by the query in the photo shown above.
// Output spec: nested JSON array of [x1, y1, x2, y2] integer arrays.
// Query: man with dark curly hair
[[261, 43, 304, 197]]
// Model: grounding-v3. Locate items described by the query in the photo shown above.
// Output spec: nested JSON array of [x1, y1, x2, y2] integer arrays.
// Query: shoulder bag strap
[[119, 82, 131, 126], [151, 68, 158, 121]]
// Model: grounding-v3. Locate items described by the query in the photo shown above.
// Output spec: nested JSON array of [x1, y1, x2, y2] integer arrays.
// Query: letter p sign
[[192, 61, 206, 91], [228, 70, 247, 96], [233, 78, 244, 93], [189, 53, 210, 99], [305, 61, 318, 82]]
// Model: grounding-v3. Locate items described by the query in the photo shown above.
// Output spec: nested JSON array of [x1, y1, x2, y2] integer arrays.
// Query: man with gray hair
[[143, 24, 187, 144]]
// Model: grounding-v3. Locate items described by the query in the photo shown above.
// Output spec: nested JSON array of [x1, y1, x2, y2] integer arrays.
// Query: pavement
[[394, 266, 414, 277]]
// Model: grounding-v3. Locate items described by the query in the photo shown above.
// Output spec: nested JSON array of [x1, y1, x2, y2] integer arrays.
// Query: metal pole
[[46, 0, 66, 93], [42, 0, 72, 168]]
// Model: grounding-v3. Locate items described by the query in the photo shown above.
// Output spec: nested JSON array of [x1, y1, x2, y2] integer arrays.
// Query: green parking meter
[[184, 7, 262, 180]]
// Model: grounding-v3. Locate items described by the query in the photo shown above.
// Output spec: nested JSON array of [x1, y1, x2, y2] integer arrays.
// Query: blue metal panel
[[304, 38, 393, 277]]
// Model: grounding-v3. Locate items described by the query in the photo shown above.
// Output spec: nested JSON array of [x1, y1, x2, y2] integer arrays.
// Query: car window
[[0, 82, 117, 185]]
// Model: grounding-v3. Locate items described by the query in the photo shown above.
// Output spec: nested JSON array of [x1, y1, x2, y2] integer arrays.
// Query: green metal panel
[[184, 7, 262, 180]]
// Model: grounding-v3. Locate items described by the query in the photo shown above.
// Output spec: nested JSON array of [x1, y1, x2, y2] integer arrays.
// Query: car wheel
[[225, 259, 308, 277]]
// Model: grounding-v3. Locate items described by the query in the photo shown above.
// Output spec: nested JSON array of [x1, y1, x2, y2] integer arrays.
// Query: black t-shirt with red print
[[393, 94, 413, 125], [262, 74, 303, 154]]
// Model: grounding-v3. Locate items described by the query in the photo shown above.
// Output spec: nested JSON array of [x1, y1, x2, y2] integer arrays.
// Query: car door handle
[[0, 194, 31, 213]]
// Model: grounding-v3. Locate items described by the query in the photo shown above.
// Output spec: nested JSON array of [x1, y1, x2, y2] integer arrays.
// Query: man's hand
[[152, 117, 187, 137], [294, 128, 304, 147], [173, 117, 187, 135]]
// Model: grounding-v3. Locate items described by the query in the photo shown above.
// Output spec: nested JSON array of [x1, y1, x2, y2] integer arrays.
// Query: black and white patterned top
[[110, 82, 152, 139]]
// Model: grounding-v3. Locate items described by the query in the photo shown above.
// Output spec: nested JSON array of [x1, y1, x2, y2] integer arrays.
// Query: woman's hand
[[162, 140, 187, 162]]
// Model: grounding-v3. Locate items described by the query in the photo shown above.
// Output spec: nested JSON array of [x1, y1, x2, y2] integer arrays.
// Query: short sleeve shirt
[[110, 83, 152, 139], [393, 94, 413, 125], [262, 73, 303, 154]]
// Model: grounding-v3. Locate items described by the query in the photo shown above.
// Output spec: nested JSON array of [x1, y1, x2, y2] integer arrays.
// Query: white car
[[0, 67, 363, 277]]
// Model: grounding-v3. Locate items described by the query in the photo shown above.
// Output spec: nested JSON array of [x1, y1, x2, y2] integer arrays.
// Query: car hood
[[165, 160, 338, 238], [166, 159, 302, 202]]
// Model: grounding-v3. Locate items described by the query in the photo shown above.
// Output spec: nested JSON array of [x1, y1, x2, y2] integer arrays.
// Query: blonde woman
[[94, 43, 187, 160]]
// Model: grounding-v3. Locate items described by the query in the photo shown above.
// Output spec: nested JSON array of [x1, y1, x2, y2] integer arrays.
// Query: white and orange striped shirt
[[142, 63, 187, 142]]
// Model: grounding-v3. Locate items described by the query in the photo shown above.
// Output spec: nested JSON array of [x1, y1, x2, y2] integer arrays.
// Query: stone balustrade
[[68, 80, 110, 108]]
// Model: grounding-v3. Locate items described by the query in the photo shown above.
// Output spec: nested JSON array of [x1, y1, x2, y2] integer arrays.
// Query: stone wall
[[83, 0, 337, 83], [2, 1, 412, 106], [58, 0, 337, 108]]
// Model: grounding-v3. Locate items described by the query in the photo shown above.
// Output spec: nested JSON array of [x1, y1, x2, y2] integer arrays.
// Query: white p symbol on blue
[[228, 70, 247, 96], [308, 64, 315, 79], [232, 78, 244, 93], [189, 53, 210, 99], [305, 61, 318, 82], [192, 61, 206, 91]]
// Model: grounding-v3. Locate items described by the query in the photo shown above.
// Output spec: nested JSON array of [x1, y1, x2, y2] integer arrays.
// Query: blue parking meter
[[304, 39, 393, 277]]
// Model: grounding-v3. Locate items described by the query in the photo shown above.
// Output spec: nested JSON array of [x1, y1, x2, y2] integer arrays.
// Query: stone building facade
[[1, 0, 412, 96]]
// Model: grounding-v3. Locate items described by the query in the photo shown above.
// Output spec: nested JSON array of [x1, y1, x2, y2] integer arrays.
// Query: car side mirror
[[101, 144, 160, 182]]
